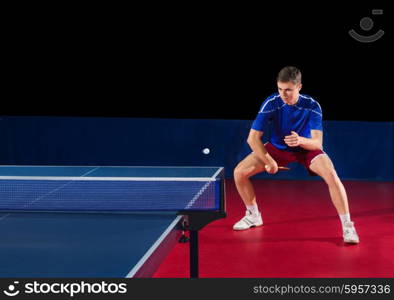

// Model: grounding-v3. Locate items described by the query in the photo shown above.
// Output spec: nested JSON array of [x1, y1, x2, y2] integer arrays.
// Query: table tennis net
[[0, 178, 223, 212]]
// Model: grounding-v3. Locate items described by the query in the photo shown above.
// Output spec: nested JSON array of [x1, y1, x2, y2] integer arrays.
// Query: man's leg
[[234, 153, 266, 206], [309, 154, 359, 243], [309, 154, 349, 214], [233, 153, 266, 230]]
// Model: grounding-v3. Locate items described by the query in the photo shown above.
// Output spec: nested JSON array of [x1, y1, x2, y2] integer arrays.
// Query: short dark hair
[[277, 66, 302, 84]]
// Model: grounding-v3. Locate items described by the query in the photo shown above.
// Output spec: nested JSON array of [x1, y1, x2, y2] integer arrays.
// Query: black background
[[4, 4, 391, 121]]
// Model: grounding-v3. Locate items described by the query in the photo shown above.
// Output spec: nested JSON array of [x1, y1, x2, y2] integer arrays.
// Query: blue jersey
[[251, 93, 323, 152]]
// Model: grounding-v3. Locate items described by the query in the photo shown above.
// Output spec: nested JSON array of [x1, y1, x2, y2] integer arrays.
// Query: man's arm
[[247, 129, 279, 173], [284, 130, 323, 150]]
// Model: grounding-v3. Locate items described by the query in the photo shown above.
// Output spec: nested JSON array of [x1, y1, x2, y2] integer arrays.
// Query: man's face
[[277, 81, 302, 105]]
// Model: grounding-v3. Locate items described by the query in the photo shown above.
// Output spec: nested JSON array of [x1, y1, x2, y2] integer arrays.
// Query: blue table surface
[[0, 166, 222, 178], [0, 211, 179, 277], [0, 166, 223, 276]]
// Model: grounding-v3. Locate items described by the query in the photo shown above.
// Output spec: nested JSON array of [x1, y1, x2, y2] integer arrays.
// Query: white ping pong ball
[[202, 148, 210, 155]]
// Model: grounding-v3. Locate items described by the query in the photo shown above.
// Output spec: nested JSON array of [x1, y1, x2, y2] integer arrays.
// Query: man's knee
[[234, 164, 260, 181], [310, 155, 339, 183], [320, 167, 339, 185], [233, 165, 246, 181]]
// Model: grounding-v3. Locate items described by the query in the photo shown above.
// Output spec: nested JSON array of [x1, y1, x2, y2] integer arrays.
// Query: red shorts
[[264, 142, 326, 176]]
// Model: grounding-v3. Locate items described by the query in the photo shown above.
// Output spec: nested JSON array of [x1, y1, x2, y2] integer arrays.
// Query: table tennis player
[[233, 66, 359, 244]]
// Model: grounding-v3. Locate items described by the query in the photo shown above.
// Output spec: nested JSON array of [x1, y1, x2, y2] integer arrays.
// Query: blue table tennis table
[[0, 166, 226, 278]]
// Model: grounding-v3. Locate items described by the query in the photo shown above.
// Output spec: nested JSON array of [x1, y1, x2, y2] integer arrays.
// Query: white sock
[[246, 203, 259, 216], [339, 213, 351, 230]]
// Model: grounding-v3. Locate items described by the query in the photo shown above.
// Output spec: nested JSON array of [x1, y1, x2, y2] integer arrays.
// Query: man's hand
[[264, 160, 279, 174], [284, 131, 303, 147]]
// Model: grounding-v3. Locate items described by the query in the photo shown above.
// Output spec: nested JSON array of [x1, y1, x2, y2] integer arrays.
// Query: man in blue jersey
[[233, 66, 359, 244]]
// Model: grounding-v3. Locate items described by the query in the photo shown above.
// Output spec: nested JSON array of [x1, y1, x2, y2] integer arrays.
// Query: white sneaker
[[343, 221, 359, 244], [233, 210, 263, 230]]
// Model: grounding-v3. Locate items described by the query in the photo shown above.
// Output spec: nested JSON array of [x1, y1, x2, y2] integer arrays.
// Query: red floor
[[153, 179, 394, 278]]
